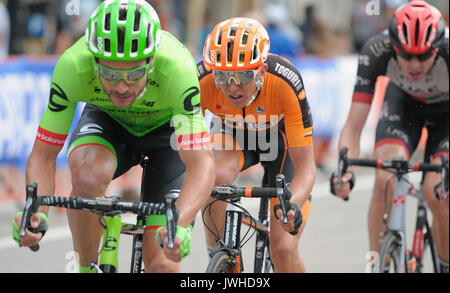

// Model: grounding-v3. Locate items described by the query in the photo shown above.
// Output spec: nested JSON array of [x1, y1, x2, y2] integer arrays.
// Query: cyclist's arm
[[25, 140, 63, 215], [177, 148, 215, 228], [337, 101, 371, 160], [340, 33, 390, 158], [288, 145, 315, 209]]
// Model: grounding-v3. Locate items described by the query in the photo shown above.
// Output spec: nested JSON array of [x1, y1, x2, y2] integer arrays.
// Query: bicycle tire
[[419, 232, 440, 273], [206, 251, 237, 273], [379, 232, 402, 273]]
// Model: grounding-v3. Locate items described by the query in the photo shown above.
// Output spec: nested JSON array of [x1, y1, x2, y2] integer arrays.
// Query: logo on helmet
[[97, 37, 103, 54], [210, 50, 215, 65]]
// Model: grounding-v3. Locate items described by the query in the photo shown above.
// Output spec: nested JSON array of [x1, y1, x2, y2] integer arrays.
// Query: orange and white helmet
[[203, 17, 270, 71]]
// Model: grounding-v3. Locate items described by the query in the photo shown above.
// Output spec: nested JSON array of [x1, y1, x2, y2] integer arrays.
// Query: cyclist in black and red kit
[[331, 1, 449, 272]]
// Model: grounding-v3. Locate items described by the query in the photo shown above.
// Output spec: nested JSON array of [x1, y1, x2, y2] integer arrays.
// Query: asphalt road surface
[[0, 167, 434, 273]]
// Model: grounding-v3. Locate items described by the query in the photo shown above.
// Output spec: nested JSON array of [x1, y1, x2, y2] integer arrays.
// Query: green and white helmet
[[86, 0, 161, 61]]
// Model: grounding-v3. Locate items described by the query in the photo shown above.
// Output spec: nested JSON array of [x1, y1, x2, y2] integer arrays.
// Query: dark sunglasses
[[397, 50, 436, 62]]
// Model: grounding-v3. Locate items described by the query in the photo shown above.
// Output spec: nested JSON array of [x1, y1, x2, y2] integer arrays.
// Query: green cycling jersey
[[37, 31, 208, 147]]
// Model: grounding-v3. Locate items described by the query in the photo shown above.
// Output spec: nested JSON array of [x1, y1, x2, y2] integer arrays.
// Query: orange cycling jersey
[[198, 54, 313, 148]]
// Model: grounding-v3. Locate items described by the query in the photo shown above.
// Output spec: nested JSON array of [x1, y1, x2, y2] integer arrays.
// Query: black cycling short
[[67, 104, 185, 204], [375, 81, 449, 161]]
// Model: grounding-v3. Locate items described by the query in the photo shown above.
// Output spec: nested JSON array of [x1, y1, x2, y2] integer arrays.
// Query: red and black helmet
[[389, 0, 446, 54]]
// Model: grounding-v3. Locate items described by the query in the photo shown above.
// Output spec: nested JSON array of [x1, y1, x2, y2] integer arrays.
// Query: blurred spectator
[[299, 5, 335, 58], [0, 0, 10, 59], [264, 3, 302, 58], [351, 0, 387, 52], [56, 0, 100, 54]]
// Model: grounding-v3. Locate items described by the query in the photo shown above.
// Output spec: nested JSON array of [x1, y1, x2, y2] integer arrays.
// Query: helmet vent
[[146, 24, 151, 48], [414, 19, 419, 46], [402, 23, 410, 45], [227, 41, 233, 65], [105, 12, 111, 32], [104, 37, 110, 53], [133, 11, 141, 32], [118, 29, 124, 54], [119, 8, 127, 21], [229, 26, 237, 37], [239, 51, 245, 64], [241, 30, 249, 46], [132, 38, 138, 53], [217, 30, 223, 45]]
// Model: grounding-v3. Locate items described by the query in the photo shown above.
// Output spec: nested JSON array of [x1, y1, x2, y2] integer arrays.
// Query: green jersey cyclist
[[12, 0, 214, 273]]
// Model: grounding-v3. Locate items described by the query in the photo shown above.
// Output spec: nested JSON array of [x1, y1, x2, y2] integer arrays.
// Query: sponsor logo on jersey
[[273, 63, 303, 92], [255, 106, 265, 113], [79, 123, 104, 135], [48, 82, 69, 112], [36, 127, 67, 147]]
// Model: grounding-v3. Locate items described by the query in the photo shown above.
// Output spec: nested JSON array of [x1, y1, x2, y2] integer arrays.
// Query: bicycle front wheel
[[206, 251, 239, 273], [379, 232, 402, 273]]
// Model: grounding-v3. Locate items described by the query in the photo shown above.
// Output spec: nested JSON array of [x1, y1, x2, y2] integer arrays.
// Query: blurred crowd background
[[1, 0, 448, 58], [0, 0, 449, 203]]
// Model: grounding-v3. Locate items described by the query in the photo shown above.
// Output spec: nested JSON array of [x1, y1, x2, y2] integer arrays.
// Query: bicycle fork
[[99, 215, 122, 273], [223, 200, 244, 273], [381, 175, 410, 273], [254, 197, 271, 273]]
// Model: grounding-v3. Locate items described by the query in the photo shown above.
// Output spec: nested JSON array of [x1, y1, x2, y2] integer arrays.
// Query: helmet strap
[[245, 74, 264, 107]]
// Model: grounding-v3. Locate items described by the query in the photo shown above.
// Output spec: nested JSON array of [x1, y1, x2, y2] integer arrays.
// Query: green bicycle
[[19, 181, 179, 273]]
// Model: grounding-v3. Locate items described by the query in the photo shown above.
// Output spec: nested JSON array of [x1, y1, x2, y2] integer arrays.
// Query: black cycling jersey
[[353, 29, 449, 105]]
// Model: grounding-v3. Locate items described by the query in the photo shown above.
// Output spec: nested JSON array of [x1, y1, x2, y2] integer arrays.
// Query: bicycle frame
[[412, 185, 440, 273], [19, 183, 178, 273], [97, 213, 147, 273], [379, 174, 441, 273], [206, 174, 292, 273], [253, 196, 271, 273], [335, 147, 447, 273], [379, 173, 410, 273]]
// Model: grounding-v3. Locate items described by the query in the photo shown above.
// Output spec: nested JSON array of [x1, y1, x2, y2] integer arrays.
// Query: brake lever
[[164, 190, 179, 249], [336, 147, 349, 190], [275, 174, 291, 224], [20, 182, 40, 252], [440, 154, 449, 198]]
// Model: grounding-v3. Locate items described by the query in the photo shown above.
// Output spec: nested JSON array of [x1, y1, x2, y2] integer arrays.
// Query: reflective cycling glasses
[[95, 61, 152, 85], [212, 70, 257, 86], [397, 50, 435, 62]]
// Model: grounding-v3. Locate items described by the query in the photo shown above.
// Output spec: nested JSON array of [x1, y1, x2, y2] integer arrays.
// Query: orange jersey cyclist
[[198, 17, 315, 273]]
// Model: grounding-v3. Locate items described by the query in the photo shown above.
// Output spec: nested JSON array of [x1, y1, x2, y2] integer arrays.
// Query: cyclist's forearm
[[338, 102, 371, 161], [289, 147, 315, 208], [177, 149, 215, 227], [338, 126, 362, 160], [290, 162, 315, 209], [25, 150, 59, 215]]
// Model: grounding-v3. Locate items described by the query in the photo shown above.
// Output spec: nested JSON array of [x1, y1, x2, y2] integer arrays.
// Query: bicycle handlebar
[[211, 174, 292, 224], [19, 183, 179, 251], [336, 147, 449, 199]]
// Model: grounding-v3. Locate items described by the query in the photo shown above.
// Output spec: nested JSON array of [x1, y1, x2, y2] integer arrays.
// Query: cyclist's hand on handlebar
[[330, 171, 355, 200], [434, 183, 449, 210], [12, 211, 48, 248], [274, 203, 302, 235], [156, 225, 192, 262]]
